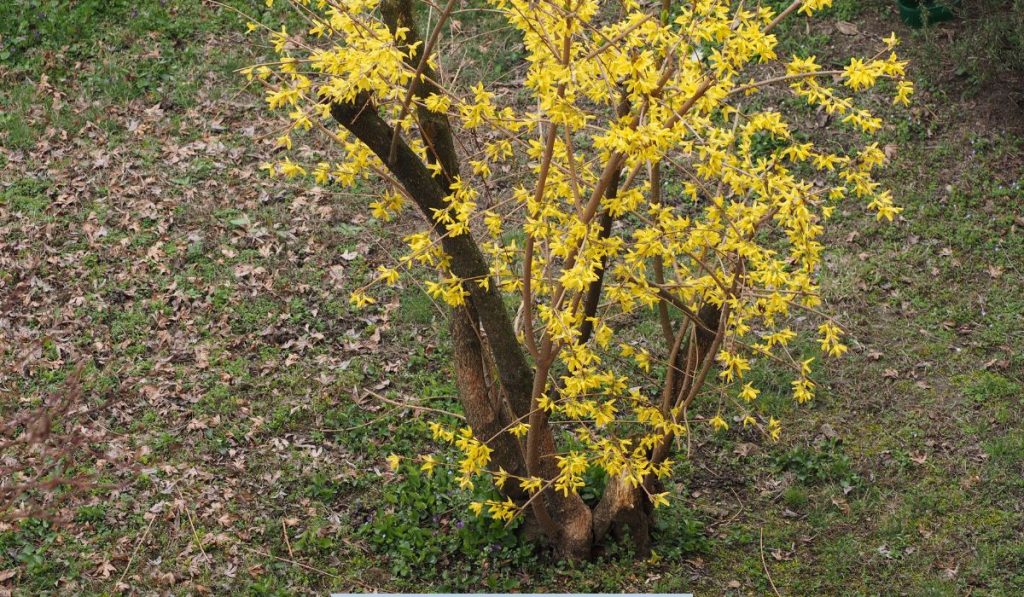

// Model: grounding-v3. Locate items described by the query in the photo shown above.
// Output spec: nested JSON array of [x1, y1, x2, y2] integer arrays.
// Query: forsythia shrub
[[249, 0, 909, 558]]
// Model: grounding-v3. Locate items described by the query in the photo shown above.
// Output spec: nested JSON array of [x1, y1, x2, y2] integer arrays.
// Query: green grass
[[1, 0, 1023, 593]]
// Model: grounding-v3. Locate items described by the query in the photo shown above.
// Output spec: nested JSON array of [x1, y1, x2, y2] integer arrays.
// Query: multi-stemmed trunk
[[328, 0, 724, 559]]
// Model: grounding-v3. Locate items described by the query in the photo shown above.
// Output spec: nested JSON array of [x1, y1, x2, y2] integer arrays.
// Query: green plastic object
[[896, 0, 960, 28]]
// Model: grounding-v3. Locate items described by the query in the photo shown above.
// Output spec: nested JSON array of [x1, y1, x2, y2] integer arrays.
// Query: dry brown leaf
[[831, 496, 851, 515], [836, 21, 859, 35]]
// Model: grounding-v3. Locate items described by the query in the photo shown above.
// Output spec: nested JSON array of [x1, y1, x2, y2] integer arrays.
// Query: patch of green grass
[[827, 0, 863, 20], [230, 296, 280, 335], [107, 306, 151, 346], [361, 462, 531, 581], [397, 287, 439, 326], [775, 439, 862, 489], [0, 111, 36, 150], [960, 371, 1021, 403], [782, 485, 810, 509], [985, 431, 1024, 467], [0, 176, 51, 215]]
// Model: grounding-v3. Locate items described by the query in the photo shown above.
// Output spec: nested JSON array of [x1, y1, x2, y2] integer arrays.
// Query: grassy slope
[[1, 0, 1022, 594]]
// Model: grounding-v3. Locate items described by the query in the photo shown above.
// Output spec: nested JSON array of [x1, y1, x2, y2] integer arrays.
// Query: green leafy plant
[[775, 438, 862, 489], [362, 461, 529, 578]]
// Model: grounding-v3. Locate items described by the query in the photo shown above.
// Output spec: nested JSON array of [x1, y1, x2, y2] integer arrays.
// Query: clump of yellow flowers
[[249, 0, 909, 528]]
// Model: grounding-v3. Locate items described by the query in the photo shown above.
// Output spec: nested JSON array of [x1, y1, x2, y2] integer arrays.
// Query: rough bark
[[329, 98, 535, 420], [451, 304, 530, 501], [591, 474, 655, 557]]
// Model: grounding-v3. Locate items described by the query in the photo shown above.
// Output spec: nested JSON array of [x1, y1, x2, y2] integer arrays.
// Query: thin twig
[[282, 519, 294, 558], [177, 488, 209, 566], [706, 488, 744, 531], [760, 527, 782, 597], [117, 512, 157, 587], [242, 546, 341, 579], [363, 388, 464, 420]]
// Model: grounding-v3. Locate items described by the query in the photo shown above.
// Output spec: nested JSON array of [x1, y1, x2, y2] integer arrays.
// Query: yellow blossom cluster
[[252, 0, 908, 517]]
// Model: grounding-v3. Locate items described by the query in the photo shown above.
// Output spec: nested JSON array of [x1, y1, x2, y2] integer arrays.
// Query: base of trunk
[[591, 474, 658, 558]]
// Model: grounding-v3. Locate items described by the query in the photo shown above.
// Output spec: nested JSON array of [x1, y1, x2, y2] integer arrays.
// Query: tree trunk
[[592, 474, 655, 557], [451, 304, 530, 501]]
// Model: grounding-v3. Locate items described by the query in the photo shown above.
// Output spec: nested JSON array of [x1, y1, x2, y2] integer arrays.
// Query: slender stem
[[387, 0, 459, 166], [728, 70, 845, 97]]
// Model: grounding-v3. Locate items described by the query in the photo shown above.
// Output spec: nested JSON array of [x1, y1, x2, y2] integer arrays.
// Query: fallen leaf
[[831, 496, 851, 515], [836, 21, 859, 35], [733, 442, 758, 457], [95, 561, 116, 579]]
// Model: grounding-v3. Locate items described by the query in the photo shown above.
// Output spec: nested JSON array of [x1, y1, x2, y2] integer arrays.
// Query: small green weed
[[775, 439, 862, 489], [361, 463, 529, 579]]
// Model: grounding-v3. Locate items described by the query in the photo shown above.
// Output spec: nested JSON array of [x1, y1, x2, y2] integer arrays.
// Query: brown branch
[[381, 0, 461, 186], [330, 96, 534, 419], [649, 161, 674, 351], [363, 388, 465, 420], [384, 0, 460, 167], [578, 93, 630, 345]]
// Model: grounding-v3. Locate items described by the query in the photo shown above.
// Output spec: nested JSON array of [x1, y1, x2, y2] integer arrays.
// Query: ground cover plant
[[0, 0, 1022, 593]]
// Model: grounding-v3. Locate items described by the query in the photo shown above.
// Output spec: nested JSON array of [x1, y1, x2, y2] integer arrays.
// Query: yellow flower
[[349, 290, 376, 309], [423, 93, 451, 113], [420, 455, 437, 476], [710, 415, 729, 432], [894, 80, 914, 106], [493, 468, 509, 489], [520, 476, 543, 493], [277, 158, 305, 178], [843, 58, 878, 91], [377, 266, 400, 286], [799, 0, 833, 15], [386, 454, 401, 471]]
